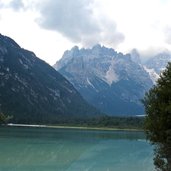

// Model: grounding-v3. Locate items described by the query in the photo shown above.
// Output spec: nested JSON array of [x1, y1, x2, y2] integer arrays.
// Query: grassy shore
[[6, 123, 143, 132]]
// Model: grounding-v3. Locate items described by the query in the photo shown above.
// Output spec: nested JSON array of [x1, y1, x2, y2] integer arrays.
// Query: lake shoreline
[[6, 123, 143, 132]]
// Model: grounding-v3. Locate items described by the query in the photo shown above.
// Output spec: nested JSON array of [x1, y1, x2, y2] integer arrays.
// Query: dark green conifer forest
[[143, 63, 171, 171]]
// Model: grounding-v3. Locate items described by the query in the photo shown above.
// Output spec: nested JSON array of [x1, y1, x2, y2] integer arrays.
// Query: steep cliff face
[[54, 45, 153, 115], [0, 34, 101, 123]]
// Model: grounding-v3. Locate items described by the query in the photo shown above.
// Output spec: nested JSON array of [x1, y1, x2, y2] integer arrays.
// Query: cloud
[[35, 0, 124, 47], [0, 0, 24, 11], [9, 0, 24, 11], [164, 27, 171, 45], [0, 0, 5, 8]]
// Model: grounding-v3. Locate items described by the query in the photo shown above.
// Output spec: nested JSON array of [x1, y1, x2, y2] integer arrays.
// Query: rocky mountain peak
[[54, 45, 153, 116], [0, 34, 20, 49], [130, 49, 141, 64], [145, 52, 171, 74]]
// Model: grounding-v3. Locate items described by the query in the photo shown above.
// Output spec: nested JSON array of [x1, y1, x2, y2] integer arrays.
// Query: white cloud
[[0, 0, 171, 64], [0, 5, 73, 65], [0, 0, 24, 10], [9, 0, 24, 11], [36, 0, 124, 47], [95, 0, 171, 54]]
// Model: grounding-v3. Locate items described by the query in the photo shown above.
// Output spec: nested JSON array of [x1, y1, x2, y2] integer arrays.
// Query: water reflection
[[0, 126, 153, 171]]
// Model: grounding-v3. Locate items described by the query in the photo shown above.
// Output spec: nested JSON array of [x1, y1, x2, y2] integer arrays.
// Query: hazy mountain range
[[54, 45, 171, 116]]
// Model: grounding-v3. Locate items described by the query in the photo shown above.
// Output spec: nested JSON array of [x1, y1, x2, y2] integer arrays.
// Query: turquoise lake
[[0, 126, 154, 171]]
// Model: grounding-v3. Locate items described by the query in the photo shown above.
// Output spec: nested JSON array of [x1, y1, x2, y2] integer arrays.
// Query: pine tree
[[143, 62, 171, 171]]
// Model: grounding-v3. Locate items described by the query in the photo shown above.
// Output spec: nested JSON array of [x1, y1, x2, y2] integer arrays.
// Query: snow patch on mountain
[[143, 66, 159, 84], [145, 52, 171, 74], [105, 60, 119, 85], [86, 78, 96, 89]]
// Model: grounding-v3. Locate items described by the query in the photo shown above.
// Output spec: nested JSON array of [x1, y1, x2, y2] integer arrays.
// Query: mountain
[[130, 49, 141, 64], [142, 52, 171, 83], [144, 52, 171, 74], [54, 44, 153, 116], [0, 34, 101, 124]]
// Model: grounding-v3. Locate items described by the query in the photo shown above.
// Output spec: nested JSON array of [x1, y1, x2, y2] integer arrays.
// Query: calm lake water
[[0, 126, 154, 171]]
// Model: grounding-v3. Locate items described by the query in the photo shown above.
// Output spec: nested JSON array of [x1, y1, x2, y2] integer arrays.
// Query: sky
[[0, 0, 171, 65]]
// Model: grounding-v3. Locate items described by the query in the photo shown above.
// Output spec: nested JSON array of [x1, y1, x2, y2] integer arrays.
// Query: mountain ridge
[[54, 45, 154, 115], [0, 34, 101, 124]]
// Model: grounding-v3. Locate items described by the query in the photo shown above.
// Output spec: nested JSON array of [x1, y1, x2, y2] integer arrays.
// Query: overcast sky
[[0, 0, 171, 65]]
